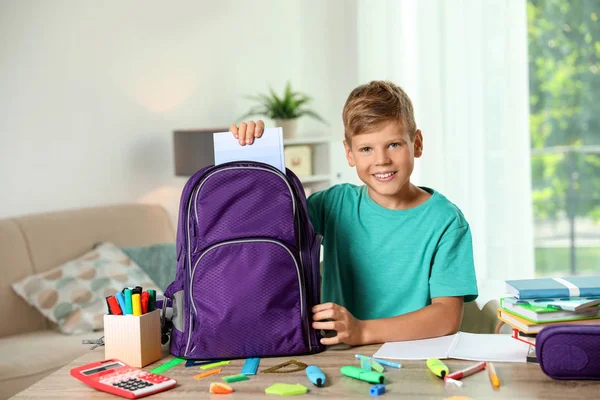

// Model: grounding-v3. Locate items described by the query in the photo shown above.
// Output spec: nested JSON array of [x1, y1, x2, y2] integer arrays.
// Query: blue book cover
[[213, 128, 285, 173], [505, 276, 600, 299]]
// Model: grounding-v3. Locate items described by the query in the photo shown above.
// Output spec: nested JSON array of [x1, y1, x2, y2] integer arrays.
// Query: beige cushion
[[12, 243, 161, 334], [0, 219, 46, 337], [0, 330, 93, 398]]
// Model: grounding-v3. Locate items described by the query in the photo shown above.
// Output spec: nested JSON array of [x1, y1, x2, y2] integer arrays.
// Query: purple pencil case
[[536, 324, 600, 380]]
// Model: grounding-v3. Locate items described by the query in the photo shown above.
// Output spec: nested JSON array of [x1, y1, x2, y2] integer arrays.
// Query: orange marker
[[194, 368, 222, 379], [209, 382, 234, 394]]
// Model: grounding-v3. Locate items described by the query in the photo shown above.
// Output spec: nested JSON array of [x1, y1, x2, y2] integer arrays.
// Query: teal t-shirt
[[307, 184, 478, 321]]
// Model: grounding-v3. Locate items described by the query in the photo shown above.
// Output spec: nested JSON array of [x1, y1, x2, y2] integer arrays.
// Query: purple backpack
[[163, 161, 325, 359]]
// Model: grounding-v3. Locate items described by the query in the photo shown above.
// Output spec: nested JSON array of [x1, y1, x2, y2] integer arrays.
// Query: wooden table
[[11, 345, 600, 399]]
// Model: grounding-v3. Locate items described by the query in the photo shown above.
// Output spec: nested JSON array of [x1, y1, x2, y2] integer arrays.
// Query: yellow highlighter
[[427, 358, 449, 379], [132, 293, 142, 316], [487, 362, 501, 388]]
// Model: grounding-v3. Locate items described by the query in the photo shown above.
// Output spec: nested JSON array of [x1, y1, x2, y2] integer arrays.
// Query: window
[[528, 0, 600, 276]]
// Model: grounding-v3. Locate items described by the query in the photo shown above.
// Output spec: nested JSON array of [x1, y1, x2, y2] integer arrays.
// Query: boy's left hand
[[312, 302, 365, 346]]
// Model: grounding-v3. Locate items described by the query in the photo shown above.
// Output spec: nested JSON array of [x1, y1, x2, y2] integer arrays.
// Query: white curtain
[[356, 0, 535, 282]]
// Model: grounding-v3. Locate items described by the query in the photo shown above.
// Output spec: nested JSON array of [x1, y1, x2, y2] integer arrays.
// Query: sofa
[[0, 203, 499, 399], [0, 204, 175, 399]]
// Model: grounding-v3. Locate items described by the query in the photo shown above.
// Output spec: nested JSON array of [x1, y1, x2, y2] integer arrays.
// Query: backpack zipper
[[186, 164, 297, 278], [184, 238, 309, 357]]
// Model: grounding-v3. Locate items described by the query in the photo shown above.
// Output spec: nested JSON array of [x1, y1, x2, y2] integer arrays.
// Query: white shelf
[[284, 136, 331, 146], [299, 174, 331, 184]]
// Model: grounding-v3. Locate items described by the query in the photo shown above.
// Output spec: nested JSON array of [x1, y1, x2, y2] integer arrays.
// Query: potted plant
[[240, 82, 327, 138]]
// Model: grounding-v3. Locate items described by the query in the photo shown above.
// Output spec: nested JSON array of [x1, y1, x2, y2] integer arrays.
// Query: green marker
[[124, 289, 133, 315], [222, 374, 249, 383], [147, 289, 156, 311], [149, 357, 185, 374], [340, 366, 384, 384], [426, 358, 449, 379]]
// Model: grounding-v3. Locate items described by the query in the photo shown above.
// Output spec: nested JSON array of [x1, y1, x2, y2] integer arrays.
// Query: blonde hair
[[342, 81, 417, 144]]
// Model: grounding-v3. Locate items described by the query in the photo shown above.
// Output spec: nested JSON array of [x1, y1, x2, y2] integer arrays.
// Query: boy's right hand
[[229, 120, 265, 146]]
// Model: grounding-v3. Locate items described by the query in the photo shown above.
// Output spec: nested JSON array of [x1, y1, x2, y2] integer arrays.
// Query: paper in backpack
[[213, 128, 286, 173]]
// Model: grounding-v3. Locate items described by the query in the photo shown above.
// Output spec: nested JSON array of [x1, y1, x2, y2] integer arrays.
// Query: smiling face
[[344, 120, 423, 208]]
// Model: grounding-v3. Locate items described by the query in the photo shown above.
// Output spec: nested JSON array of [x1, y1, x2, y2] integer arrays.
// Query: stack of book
[[497, 276, 600, 354]]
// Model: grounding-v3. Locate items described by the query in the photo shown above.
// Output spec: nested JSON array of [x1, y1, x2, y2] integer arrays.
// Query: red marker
[[141, 291, 149, 314], [106, 296, 123, 315], [444, 361, 486, 381]]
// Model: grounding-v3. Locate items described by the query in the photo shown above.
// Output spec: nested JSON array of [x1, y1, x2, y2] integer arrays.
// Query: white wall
[[0, 0, 359, 224]]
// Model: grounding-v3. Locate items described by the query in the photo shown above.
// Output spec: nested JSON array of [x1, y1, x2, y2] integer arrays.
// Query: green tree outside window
[[528, 0, 600, 275]]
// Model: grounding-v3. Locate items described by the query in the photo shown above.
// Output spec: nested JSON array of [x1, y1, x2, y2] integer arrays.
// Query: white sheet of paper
[[373, 332, 530, 363], [213, 128, 285, 173], [448, 332, 530, 362], [373, 334, 458, 360]]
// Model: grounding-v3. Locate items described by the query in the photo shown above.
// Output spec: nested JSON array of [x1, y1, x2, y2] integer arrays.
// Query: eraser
[[265, 383, 308, 396]]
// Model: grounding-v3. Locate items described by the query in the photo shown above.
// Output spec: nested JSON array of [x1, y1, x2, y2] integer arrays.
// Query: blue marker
[[305, 365, 326, 387], [355, 354, 402, 369], [115, 292, 127, 314]]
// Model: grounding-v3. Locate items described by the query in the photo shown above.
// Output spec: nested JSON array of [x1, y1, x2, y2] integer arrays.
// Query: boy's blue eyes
[[358, 143, 401, 152]]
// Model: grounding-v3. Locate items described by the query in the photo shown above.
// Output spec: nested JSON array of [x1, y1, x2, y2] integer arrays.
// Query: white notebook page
[[373, 332, 530, 363]]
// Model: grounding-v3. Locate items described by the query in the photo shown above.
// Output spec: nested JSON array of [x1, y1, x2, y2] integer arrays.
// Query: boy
[[230, 81, 478, 346]]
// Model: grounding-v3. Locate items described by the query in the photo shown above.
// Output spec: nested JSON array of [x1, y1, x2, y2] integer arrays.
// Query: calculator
[[70, 359, 177, 399]]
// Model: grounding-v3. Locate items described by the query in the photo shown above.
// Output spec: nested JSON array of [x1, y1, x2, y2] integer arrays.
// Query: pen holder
[[104, 309, 162, 368]]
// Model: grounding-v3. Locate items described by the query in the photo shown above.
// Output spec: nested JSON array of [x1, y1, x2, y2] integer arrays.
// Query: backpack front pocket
[[185, 239, 309, 359]]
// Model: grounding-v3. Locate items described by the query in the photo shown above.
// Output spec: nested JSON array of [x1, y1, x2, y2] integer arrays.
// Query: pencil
[[488, 362, 501, 388], [194, 368, 222, 379]]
